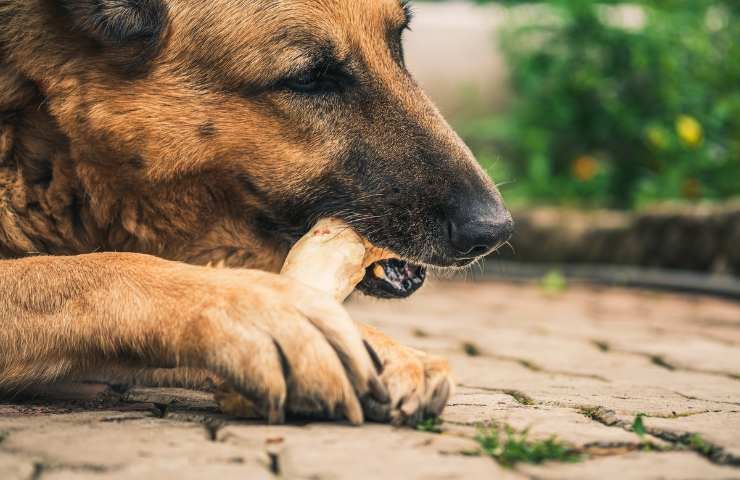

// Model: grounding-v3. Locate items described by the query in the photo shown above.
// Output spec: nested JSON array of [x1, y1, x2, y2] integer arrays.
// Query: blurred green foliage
[[463, 0, 740, 208]]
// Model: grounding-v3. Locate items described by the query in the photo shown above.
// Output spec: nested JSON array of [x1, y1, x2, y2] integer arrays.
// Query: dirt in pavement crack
[[647, 427, 740, 467], [578, 406, 740, 467], [27, 461, 115, 480], [203, 418, 224, 441], [267, 450, 280, 475], [589, 341, 740, 382], [458, 385, 536, 406], [470, 352, 610, 382], [672, 391, 740, 407], [30, 462, 43, 480]]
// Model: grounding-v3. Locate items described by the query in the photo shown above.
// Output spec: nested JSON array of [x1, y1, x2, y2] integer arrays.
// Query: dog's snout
[[447, 202, 513, 259]]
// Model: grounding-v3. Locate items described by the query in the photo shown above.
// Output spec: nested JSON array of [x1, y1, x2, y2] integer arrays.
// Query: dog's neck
[[0, 64, 286, 271]]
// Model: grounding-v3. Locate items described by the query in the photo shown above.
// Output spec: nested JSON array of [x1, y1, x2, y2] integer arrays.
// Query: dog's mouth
[[357, 259, 427, 299]]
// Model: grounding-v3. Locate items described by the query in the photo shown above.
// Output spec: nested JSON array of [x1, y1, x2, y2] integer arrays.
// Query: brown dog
[[0, 0, 512, 425]]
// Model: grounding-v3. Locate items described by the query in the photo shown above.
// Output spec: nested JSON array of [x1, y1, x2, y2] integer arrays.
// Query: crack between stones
[[458, 385, 537, 406], [456, 386, 739, 467], [266, 449, 281, 476], [460, 349, 610, 382], [494, 354, 610, 382], [589, 340, 740, 382], [671, 390, 740, 407], [27, 460, 120, 480], [578, 406, 740, 467]]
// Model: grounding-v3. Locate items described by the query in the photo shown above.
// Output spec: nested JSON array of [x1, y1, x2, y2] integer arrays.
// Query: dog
[[0, 0, 512, 425]]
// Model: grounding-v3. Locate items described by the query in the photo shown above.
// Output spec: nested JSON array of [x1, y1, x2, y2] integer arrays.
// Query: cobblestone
[[1, 280, 738, 479]]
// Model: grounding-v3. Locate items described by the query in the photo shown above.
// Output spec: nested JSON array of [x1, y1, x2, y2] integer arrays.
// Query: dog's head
[[25, 0, 512, 278]]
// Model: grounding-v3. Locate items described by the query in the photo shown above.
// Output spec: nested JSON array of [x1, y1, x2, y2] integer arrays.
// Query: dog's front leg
[[358, 323, 454, 426], [0, 253, 387, 424]]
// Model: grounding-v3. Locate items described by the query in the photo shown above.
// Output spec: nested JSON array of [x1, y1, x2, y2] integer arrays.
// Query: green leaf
[[632, 413, 646, 438]]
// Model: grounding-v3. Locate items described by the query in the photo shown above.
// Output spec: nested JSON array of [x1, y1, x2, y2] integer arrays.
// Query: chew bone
[[215, 218, 391, 418], [280, 218, 392, 301]]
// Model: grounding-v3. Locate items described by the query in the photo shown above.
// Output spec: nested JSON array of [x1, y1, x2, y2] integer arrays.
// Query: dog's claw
[[359, 330, 454, 427], [426, 378, 451, 417], [369, 375, 390, 404]]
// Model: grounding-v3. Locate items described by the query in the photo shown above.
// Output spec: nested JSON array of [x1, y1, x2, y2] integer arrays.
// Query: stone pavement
[[1, 280, 739, 479]]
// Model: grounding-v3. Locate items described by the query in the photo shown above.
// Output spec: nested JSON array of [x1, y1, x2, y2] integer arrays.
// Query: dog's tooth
[[373, 263, 386, 280]]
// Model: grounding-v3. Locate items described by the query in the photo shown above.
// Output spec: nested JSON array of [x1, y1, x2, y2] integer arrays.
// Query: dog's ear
[[58, 0, 168, 73]]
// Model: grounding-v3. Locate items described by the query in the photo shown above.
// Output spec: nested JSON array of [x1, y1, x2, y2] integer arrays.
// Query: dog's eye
[[282, 69, 341, 95], [286, 71, 320, 92]]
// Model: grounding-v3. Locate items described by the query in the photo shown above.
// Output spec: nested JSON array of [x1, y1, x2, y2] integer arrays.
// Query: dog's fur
[[0, 0, 507, 424]]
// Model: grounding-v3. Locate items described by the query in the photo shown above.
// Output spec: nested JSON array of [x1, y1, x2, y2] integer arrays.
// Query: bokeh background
[[405, 0, 740, 289]]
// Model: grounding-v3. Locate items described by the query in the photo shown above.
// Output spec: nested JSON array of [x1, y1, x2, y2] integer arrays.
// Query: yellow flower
[[676, 115, 703, 147], [571, 155, 598, 182]]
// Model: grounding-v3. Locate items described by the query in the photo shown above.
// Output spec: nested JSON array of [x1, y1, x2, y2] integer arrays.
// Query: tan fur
[[0, 0, 465, 424]]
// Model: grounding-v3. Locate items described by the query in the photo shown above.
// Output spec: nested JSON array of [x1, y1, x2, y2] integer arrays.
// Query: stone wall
[[500, 204, 740, 275]]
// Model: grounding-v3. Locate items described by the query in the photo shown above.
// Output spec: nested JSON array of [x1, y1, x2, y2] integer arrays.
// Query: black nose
[[447, 203, 513, 258]]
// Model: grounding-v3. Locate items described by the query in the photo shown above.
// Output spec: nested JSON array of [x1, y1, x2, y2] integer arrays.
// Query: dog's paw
[[360, 325, 454, 426], [193, 270, 388, 424]]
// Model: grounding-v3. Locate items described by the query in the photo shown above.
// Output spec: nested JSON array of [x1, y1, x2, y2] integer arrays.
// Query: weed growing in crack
[[540, 270, 567, 294], [649, 355, 675, 371], [516, 359, 542, 372], [412, 328, 428, 338], [462, 342, 481, 357], [631, 413, 646, 438], [630, 414, 721, 458], [630, 413, 655, 450], [416, 416, 443, 433], [474, 423, 581, 467], [503, 390, 536, 406], [685, 433, 714, 457], [579, 406, 600, 421]]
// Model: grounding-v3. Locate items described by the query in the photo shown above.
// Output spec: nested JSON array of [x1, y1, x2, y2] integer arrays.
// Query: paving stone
[[2, 280, 739, 479], [636, 412, 740, 459], [219, 423, 524, 479], [449, 355, 734, 417], [0, 452, 35, 480], [43, 463, 271, 480], [443, 393, 641, 447], [0, 412, 268, 474], [519, 451, 740, 480], [610, 338, 740, 378]]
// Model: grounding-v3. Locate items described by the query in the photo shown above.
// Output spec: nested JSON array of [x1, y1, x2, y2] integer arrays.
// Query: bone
[[280, 218, 391, 302]]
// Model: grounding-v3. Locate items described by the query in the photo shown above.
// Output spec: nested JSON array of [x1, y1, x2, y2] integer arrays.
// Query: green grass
[[416, 416, 443, 434], [475, 423, 581, 468]]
